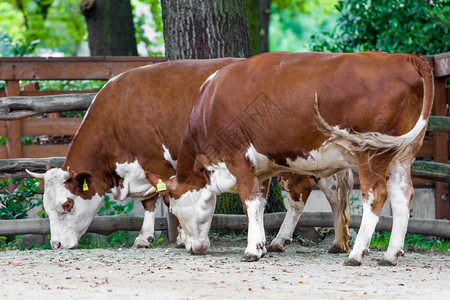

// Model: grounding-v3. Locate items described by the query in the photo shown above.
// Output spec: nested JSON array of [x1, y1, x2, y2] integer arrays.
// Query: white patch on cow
[[200, 70, 219, 91], [270, 192, 304, 250], [246, 143, 355, 180], [286, 141, 356, 178], [169, 186, 216, 254], [168, 162, 239, 254], [348, 189, 379, 262], [114, 159, 152, 200], [134, 210, 156, 247], [42, 168, 103, 249], [206, 162, 237, 193], [244, 197, 266, 258], [384, 161, 412, 264], [245, 144, 280, 179], [162, 144, 177, 169]]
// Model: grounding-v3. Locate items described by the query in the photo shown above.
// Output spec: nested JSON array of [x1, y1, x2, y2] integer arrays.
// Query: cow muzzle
[[186, 239, 210, 255], [51, 240, 78, 250]]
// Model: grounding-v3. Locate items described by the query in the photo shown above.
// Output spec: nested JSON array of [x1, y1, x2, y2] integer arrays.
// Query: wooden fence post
[[5, 80, 22, 158], [433, 77, 449, 219]]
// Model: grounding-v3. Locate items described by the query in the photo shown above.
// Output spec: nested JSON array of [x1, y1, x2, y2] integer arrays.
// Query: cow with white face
[[147, 52, 434, 265], [28, 57, 352, 253], [28, 168, 103, 249]]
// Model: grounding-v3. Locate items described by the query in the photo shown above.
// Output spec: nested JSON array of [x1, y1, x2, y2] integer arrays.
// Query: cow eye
[[62, 198, 74, 212]]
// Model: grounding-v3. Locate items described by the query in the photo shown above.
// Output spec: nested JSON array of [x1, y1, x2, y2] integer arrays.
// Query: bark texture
[[81, 0, 138, 56], [161, 0, 251, 60]]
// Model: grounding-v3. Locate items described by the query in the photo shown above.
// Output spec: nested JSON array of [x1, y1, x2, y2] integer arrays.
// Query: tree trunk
[[81, 0, 138, 56], [160, 0, 283, 226], [161, 0, 251, 60], [246, 0, 270, 55]]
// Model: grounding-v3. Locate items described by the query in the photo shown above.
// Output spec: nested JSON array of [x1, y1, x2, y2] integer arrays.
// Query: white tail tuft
[[314, 93, 427, 155]]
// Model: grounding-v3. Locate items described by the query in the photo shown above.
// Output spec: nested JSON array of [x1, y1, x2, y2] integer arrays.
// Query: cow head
[[145, 172, 216, 255], [26, 168, 103, 250]]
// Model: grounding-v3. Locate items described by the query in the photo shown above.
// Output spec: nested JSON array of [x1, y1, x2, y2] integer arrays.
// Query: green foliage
[[215, 177, 285, 214], [0, 235, 25, 250], [131, 0, 164, 56], [310, 0, 450, 54], [97, 195, 134, 216], [349, 196, 363, 214], [0, 178, 41, 220], [370, 231, 450, 252], [0, 0, 87, 56], [21, 79, 107, 91], [77, 231, 166, 249], [0, 31, 39, 57], [270, 0, 339, 52]]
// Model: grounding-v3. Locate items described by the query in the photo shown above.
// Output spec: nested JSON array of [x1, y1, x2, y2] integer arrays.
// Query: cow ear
[[194, 155, 211, 186], [74, 171, 92, 193], [144, 172, 176, 193]]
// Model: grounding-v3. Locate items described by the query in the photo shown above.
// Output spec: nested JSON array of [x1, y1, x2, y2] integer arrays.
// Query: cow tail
[[314, 55, 434, 154], [336, 169, 353, 252]]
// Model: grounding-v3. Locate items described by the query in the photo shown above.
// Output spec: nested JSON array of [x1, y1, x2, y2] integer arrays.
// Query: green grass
[[370, 231, 450, 252]]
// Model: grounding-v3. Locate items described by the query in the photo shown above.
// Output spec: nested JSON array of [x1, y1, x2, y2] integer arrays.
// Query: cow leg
[[344, 153, 390, 266], [379, 159, 414, 266], [133, 197, 157, 248], [316, 169, 353, 253], [268, 173, 311, 252], [227, 159, 267, 262]]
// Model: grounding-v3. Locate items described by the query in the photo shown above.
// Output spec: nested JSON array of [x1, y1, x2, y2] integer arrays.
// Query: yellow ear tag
[[82, 179, 89, 192], [156, 179, 167, 192]]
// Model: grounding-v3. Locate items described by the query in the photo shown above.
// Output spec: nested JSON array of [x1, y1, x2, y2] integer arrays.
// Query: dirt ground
[[0, 237, 449, 300]]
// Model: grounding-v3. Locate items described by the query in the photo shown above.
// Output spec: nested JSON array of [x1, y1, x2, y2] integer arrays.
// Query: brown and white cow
[[147, 52, 433, 265], [26, 58, 351, 252]]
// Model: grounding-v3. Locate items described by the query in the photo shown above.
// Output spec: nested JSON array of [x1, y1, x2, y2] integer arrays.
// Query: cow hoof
[[267, 244, 284, 252], [343, 258, 362, 266], [133, 241, 149, 249], [378, 259, 396, 266], [241, 254, 260, 262], [328, 245, 346, 253]]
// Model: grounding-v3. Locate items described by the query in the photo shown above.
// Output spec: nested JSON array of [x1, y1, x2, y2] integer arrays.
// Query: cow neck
[[175, 132, 212, 193], [63, 126, 115, 198]]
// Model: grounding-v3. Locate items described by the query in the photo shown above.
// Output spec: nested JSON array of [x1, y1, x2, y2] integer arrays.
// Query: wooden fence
[[0, 54, 449, 224], [1, 212, 450, 238]]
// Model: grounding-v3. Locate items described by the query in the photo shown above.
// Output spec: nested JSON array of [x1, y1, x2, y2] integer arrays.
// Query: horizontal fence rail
[[0, 93, 94, 120], [1, 157, 448, 182], [1, 212, 449, 239]]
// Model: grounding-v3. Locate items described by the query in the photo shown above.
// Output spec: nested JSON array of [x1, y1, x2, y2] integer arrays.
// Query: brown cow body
[[150, 52, 433, 265], [27, 58, 350, 252]]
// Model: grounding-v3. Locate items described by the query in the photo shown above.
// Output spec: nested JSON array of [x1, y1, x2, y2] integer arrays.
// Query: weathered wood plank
[[1, 213, 449, 238], [428, 116, 450, 133], [22, 117, 82, 136], [0, 93, 95, 120], [22, 145, 70, 159], [0, 56, 166, 80], [5, 81, 22, 158], [0, 157, 64, 176], [411, 161, 450, 183]]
